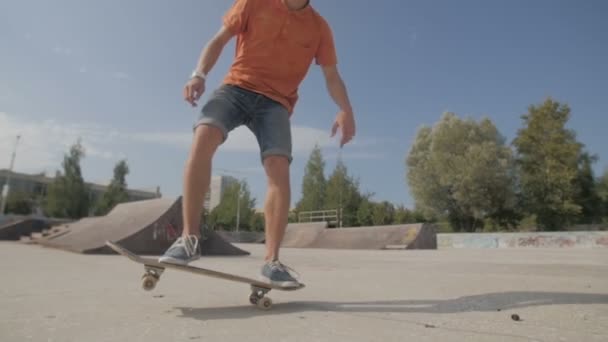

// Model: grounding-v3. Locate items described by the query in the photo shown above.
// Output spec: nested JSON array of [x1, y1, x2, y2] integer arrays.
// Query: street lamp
[[235, 179, 244, 232], [338, 147, 343, 228], [236, 181, 240, 232], [1, 135, 21, 215]]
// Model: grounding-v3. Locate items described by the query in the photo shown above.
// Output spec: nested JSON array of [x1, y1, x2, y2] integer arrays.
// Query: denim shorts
[[194, 84, 292, 164]]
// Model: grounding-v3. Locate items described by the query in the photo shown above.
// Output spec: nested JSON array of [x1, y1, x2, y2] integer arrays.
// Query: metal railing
[[298, 209, 340, 226]]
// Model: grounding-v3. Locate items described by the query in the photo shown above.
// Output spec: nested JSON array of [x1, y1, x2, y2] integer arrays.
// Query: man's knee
[[192, 124, 224, 157], [263, 155, 290, 184]]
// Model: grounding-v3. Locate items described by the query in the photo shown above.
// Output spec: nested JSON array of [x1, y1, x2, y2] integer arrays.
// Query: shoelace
[[176, 235, 199, 257], [271, 260, 301, 281]]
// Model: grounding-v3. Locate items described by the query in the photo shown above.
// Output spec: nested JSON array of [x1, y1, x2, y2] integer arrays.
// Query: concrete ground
[[1, 242, 607, 342]]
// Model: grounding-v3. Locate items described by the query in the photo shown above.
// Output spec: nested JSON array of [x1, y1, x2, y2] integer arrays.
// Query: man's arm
[[321, 64, 353, 114], [184, 26, 235, 106], [322, 65, 356, 146], [194, 26, 235, 76]]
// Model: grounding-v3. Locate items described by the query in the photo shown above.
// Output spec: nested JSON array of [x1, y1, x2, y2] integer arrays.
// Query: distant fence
[[297, 209, 339, 226]]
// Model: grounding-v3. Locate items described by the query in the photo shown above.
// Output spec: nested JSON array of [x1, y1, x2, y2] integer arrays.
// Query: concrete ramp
[[280, 223, 437, 250], [38, 197, 249, 256], [281, 222, 327, 247], [0, 215, 17, 227], [199, 230, 252, 255], [216, 231, 265, 243], [0, 216, 70, 240], [1, 218, 50, 240]]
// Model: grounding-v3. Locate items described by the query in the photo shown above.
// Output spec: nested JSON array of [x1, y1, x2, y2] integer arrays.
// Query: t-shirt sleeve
[[315, 17, 338, 66], [223, 0, 251, 34]]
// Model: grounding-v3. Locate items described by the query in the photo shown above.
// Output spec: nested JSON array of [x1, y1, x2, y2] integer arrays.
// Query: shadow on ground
[[176, 291, 608, 321]]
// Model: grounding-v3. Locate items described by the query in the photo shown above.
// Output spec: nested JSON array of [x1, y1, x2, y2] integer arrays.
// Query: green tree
[[597, 169, 608, 222], [325, 159, 364, 226], [356, 195, 374, 226], [572, 153, 602, 224], [393, 205, 427, 224], [6, 191, 33, 215], [44, 140, 91, 218], [94, 160, 130, 215], [208, 180, 256, 231], [287, 210, 298, 223], [372, 201, 395, 226], [513, 98, 583, 230], [250, 212, 265, 232], [394, 205, 408, 224], [406, 112, 518, 232], [296, 144, 326, 212]]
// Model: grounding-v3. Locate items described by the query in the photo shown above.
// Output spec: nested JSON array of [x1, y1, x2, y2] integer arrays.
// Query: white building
[[204, 175, 239, 212]]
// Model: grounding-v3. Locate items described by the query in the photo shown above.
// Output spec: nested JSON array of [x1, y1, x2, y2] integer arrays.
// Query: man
[[159, 0, 356, 288]]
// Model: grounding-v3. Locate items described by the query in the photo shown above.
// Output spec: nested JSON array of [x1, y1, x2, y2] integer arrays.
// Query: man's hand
[[182, 25, 234, 107], [331, 110, 356, 147], [183, 77, 205, 107], [321, 65, 356, 147]]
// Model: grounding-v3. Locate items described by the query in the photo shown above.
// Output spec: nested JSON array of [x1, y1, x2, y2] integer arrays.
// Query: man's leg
[[160, 84, 248, 265], [262, 156, 291, 262], [247, 96, 299, 287], [182, 125, 223, 237], [158, 125, 222, 265]]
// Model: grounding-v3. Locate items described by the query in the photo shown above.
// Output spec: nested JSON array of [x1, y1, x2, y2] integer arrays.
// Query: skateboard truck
[[249, 285, 273, 310], [142, 265, 164, 291]]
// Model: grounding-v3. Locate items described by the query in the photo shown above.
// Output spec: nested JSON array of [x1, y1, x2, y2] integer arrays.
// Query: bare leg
[[182, 125, 223, 237], [262, 156, 291, 262]]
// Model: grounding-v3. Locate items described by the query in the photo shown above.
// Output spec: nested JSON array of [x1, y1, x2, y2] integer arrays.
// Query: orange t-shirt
[[222, 0, 337, 114]]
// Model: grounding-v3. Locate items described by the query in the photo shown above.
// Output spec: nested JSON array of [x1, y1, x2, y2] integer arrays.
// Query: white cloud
[[0, 113, 116, 173], [0, 86, 16, 102], [349, 136, 399, 148], [52, 46, 73, 56], [112, 71, 131, 80], [222, 125, 332, 152], [235, 166, 265, 175], [79, 66, 88, 73], [407, 30, 419, 49], [130, 125, 334, 153], [222, 127, 258, 151], [0, 112, 380, 175], [410, 32, 418, 44], [326, 151, 387, 161], [128, 131, 190, 147], [292, 126, 332, 151]]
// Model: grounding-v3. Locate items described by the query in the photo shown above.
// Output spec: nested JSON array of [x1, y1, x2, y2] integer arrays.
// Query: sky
[[1, 0, 607, 209]]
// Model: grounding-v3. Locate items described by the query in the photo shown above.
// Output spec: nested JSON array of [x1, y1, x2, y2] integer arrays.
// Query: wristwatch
[[190, 70, 207, 81]]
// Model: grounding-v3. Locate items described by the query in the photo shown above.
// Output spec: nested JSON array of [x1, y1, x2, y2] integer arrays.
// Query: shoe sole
[[259, 275, 300, 288], [158, 255, 200, 265]]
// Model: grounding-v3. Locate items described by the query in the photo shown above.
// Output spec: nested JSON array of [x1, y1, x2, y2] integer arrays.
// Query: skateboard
[[105, 241, 304, 310]]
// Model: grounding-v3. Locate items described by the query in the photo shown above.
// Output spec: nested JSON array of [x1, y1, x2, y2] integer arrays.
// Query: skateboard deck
[[106, 241, 304, 310]]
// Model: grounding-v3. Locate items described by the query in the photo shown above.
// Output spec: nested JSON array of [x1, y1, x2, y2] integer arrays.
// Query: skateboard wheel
[[249, 293, 259, 305], [142, 275, 157, 291], [257, 297, 272, 310]]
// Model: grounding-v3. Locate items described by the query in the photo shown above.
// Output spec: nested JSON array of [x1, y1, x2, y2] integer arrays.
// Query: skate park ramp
[[281, 222, 328, 247], [0, 216, 70, 240], [216, 230, 265, 243], [38, 197, 249, 256], [0, 215, 16, 227], [281, 223, 437, 250]]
